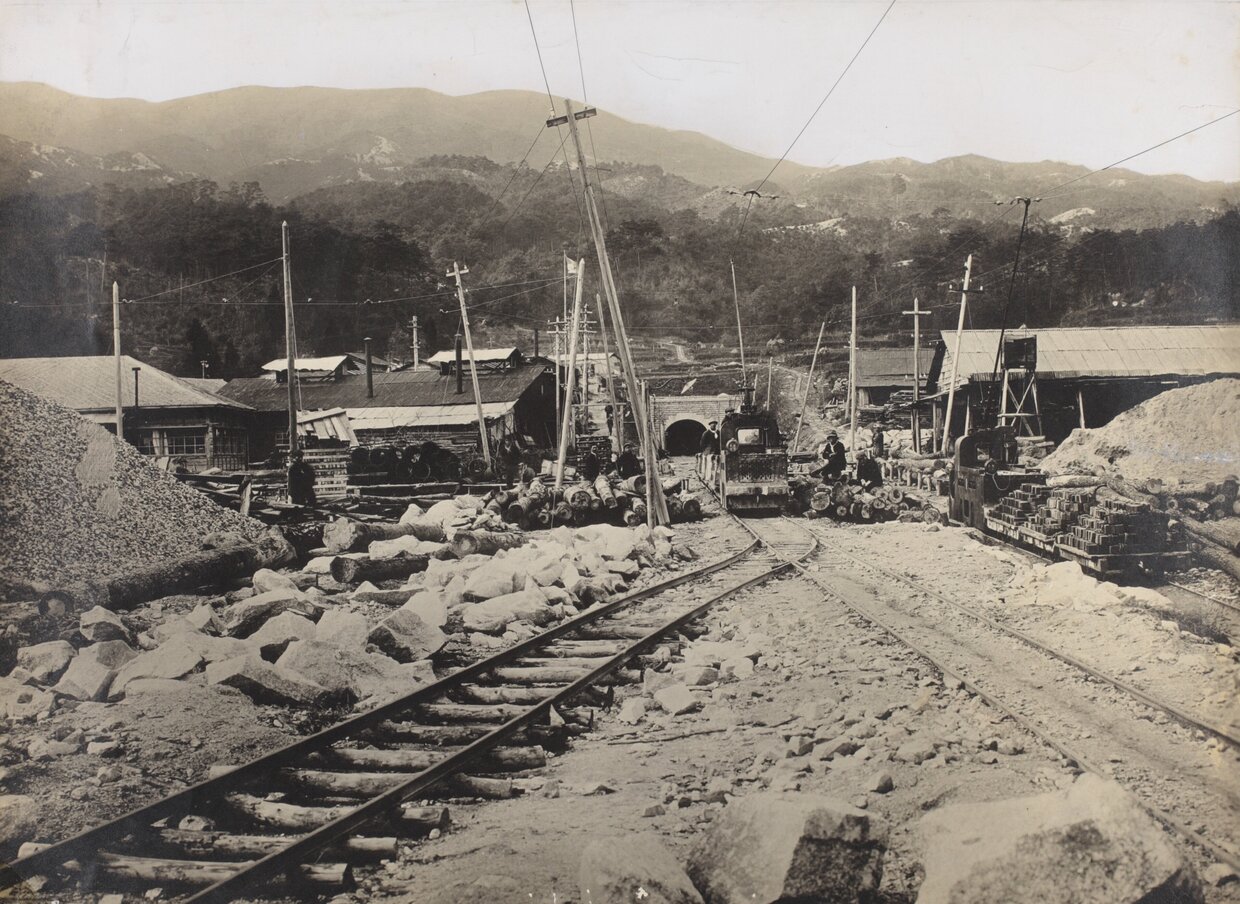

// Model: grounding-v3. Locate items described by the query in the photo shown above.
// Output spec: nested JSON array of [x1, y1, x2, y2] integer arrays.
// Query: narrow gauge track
[[736, 513, 1240, 873], [1, 523, 816, 903], [1160, 578, 1240, 620]]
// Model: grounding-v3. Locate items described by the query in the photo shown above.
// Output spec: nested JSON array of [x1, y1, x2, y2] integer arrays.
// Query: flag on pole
[[564, 255, 578, 276]]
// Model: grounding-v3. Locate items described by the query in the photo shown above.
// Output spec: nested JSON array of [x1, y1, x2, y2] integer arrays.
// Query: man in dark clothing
[[288, 451, 317, 506], [816, 431, 847, 481], [496, 434, 522, 483], [616, 443, 642, 478], [855, 448, 883, 489], [579, 447, 601, 482], [699, 420, 721, 455], [872, 425, 886, 459]]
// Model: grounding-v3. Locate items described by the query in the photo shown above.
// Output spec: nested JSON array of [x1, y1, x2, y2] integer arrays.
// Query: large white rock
[[315, 609, 371, 649], [367, 610, 447, 662], [251, 568, 298, 594], [14, 640, 76, 684], [401, 590, 450, 629], [221, 588, 316, 638], [579, 834, 704, 904], [205, 655, 328, 706], [687, 792, 887, 904], [246, 612, 317, 660], [276, 640, 432, 704], [80, 606, 131, 643], [464, 561, 522, 600], [108, 638, 204, 700], [459, 589, 556, 634], [0, 794, 38, 848], [54, 650, 118, 701], [916, 774, 1203, 904], [368, 535, 444, 560]]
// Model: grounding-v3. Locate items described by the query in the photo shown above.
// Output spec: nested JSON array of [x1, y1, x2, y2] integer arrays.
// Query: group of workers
[[812, 429, 883, 490], [576, 442, 644, 482]]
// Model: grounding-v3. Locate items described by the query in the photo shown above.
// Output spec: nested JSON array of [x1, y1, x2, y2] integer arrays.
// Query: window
[[736, 428, 763, 446], [164, 429, 206, 456], [214, 429, 246, 457], [134, 431, 157, 455]]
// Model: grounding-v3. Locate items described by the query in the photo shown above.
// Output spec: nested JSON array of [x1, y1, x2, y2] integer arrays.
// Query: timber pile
[[0, 381, 269, 599], [485, 475, 702, 530], [790, 476, 942, 525], [884, 452, 951, 496]]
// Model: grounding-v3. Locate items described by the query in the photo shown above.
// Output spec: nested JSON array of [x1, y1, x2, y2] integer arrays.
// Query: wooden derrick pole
[[941, 254, 973, 454], [594, 293, 622, 454], [792, 321, 826, 453], [555, 259, 587, 489], [448, 262, 493, 471]]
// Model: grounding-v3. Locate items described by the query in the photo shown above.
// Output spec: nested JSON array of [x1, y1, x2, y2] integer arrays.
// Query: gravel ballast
[[0, 379, 269, 595]]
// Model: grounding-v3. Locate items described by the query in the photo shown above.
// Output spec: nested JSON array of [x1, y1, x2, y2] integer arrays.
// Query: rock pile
[[0, 380, 267, 594]]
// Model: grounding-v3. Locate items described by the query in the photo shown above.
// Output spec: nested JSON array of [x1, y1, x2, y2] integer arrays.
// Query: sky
[[1, 0, 1238, 181]]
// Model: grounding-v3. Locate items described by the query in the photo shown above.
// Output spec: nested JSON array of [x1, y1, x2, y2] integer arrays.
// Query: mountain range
[[0, 81, 1236, 230]]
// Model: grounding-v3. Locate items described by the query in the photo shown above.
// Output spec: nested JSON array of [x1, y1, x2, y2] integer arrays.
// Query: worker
[[817, 431, 847, 481], [579, 445, 601, 482], [855, 448, 883, 490], [616, 442, 642, 478], [496, 434, 522, 483], [287, 450, 317, 506], [872, 425, 886, 459], [700, 420, 721, 455]]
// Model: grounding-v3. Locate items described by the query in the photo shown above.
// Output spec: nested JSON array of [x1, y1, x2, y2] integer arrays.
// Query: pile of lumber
[[884, 452, 951, 495], [487, 475, 701, 530], [790, 477, 942, 525]]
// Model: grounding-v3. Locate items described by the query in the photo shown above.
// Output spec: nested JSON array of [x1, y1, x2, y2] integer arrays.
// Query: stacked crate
[[987, 483, 1050, 532], [1058, 496, 1174, 557], [1021, 487, 1095, 548]]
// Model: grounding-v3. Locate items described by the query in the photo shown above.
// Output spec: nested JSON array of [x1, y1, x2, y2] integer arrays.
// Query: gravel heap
[[0, 379, 268, 595], [1040, 378, 1240, 485]]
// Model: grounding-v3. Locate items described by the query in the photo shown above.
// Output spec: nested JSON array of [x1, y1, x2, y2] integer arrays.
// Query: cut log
[[1180, 516, 1240, 556], [225, 793, 352, 831], [454, 684, 558, 705], [331, 553, 429, 584], [323, 517, 446, 554], [58, 532, 295, 611], [157, 829, 396, 862], [449, 530, 528, 558], [567, 485, 593, 510], [60, 851, 349, 888], [1190, 536, 1240, 583], [619, 475, 647, 494], [307, 745, 545, 772], [594, 475, 618, 508], [416, 702, 529, 723]]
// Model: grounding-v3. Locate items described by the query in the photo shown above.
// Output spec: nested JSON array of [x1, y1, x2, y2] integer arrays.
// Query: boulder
[[916, 774, 1203, 904], [80, 606, 131, 643], [220, 588, 316, 638], [315, 609, 371, 649], [85, 640, 138, 670], [108, 638, 204, 700], [251, 568, 298, 594], [246, 612, 317, 660], [464, 562, 522, 600], [54, 651, 117, 702], [165, 630, 253, 665], [277, 639, 434, 704], [579, 834, 704, 904], [401, 590, 450, 629], [459, 589, 556, 635], [205, 655, 328, 706], [350, 582, 416, 606], [367, 610, 447, 663], [369, 535, 444, 559], [3, 682, 57, 721], [653, 684, 700, 717], [303, 555, 338, 574], [14, 640, 76, 684], [617, 697, 647, 724], [0, 794, 38, 849], [184, 603, 222, 635], [687, 792, 887, 904]]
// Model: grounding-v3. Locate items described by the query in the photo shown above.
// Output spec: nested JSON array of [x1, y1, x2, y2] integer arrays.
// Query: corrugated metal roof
[[262, 355, 350, 373], [425, 347, 519, 364], [297, 407, 357, 444], [939, 325, 1240, 388], [184, 377, 228, 392], [348, 401, 516, 431], [855, 348, 937, 388], [219, 365, 548, 411], [0, 356, 251, 412]]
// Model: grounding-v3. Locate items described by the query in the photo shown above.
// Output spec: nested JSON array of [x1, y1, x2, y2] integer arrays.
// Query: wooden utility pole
[[410, 315, 420, 368], [281, 222, 298, 456], [941, 254, 974, 455], [730, 258, 747, 388], [595, 293, 621, 454], [112, 281, 123, 436], [552, 99, 667, 526], [791, 321, 825, 453], [555, 259, 587, 489], [849, 286, 858, 454], [766, 357, 773, 410], [448, 262, 493, 471], [902, 296, 932, 452]]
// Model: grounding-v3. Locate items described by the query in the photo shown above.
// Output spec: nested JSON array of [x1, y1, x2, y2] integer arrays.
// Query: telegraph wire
[[568, 0, 612, 234]]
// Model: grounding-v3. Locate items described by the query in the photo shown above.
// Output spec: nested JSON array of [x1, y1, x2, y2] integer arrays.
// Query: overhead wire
[[568, 0, 612, 235]]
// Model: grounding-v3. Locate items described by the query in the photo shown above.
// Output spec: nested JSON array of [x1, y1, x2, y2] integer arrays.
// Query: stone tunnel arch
[[664, 415, 710, 456]]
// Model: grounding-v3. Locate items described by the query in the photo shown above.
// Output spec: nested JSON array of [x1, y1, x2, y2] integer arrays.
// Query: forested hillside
[[1, 148, 1236, 378]]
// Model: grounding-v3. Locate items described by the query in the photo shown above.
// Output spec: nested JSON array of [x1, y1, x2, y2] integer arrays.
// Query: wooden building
[[0, 355, 253, 471], [854, 348, 937, 407]]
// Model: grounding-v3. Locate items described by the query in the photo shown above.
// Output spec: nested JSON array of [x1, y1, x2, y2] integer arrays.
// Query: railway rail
[[734, 513, 1240, 875], [1, 521, 816, 903]]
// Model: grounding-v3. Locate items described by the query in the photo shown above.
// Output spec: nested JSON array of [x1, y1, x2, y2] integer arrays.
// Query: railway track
[[1, 521, 815, 903], [735, 513, 1240, 874]]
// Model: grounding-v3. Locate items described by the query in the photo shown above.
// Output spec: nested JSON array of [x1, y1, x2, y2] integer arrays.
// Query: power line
[[737, 0, 897, 239], [125, 257, 284, 302], [1040, 108, 1240, 201], [568, 0, 612, 234]]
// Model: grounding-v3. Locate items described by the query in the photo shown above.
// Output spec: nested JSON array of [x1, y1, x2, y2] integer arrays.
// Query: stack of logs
[[790, 477, 942, 525], [489, 475, 702, 529]]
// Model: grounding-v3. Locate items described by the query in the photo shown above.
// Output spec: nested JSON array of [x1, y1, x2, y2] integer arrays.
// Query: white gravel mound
[[0, 379, 267, 594], [1040, 378, 1240, 486]]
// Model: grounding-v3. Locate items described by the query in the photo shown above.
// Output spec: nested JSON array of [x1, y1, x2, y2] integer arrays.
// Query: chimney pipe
[[455, 333, 464, 394], [533, 328, 540, 358], [132, 366, 141, 409], [364, 337, 374, 399]]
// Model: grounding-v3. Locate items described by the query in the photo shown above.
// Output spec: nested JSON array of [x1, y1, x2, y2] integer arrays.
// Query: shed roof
[[219, 364, 548, 412], [939, 325, 1240, 388], [261, 355, 351, 374], [855, 348, 938, 388], [0, 356, 251, 412], [348, 401, 517, 431], [425, 347, 520, 365]]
